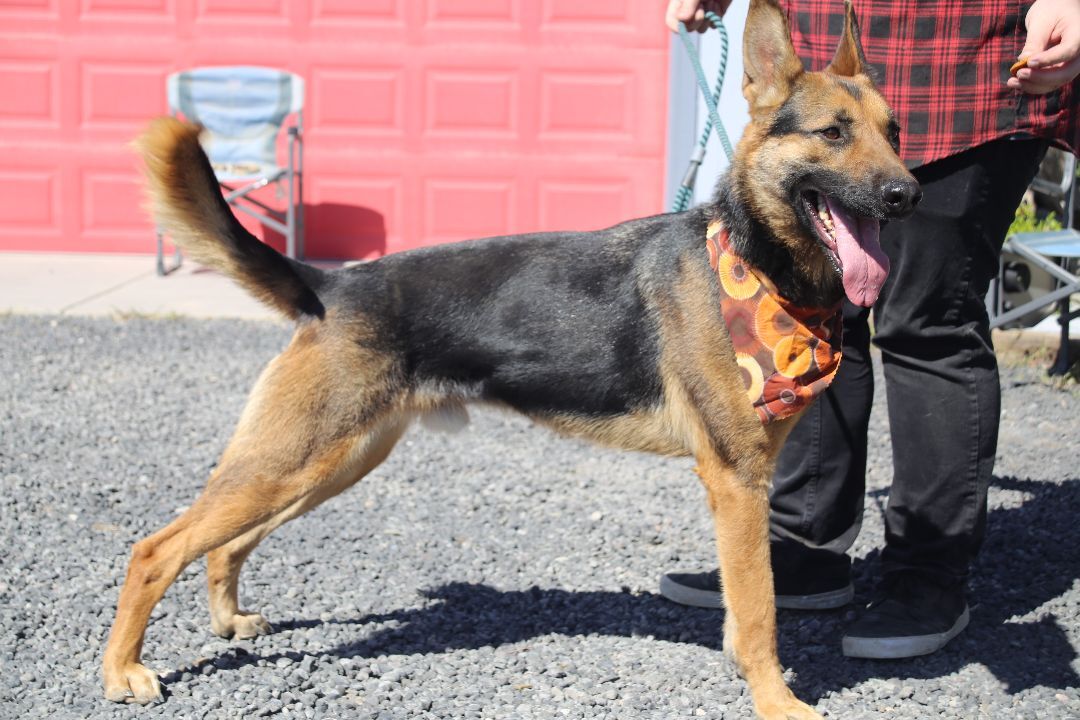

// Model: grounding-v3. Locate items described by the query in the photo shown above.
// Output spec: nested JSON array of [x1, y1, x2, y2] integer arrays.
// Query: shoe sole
[[658, 574, 854, 611], [841, 605, 970, 659]]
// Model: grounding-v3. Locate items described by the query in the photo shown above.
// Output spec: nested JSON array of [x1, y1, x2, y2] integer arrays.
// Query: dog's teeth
[[814, 195, 834, 234]]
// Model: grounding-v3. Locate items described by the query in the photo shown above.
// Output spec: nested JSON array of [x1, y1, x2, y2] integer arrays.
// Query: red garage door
[[0, 1, 670, 261]]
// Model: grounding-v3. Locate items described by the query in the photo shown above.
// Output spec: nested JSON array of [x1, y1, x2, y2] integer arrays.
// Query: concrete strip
[[0, 252, 277, 321], [0, 253, 150, 315], [75, 264, 278, 321]]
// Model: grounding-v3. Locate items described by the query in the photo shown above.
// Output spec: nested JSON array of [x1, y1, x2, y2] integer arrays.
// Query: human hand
[[665, 0, 733, 33], [1008, 0, 1080, 94]]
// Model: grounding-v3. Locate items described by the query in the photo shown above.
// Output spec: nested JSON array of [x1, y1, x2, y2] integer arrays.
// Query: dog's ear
[[825, 1, 868, 77], [742, 0, 804, 112]]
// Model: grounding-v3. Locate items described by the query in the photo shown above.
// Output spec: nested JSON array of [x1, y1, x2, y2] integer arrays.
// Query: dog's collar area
[[706, 220, 843, 424]]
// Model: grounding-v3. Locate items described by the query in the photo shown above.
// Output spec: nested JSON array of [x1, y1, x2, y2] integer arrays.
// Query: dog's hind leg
[[206, 416, 408, 640], [103, 423, 406, 703], [697, 432, 823, 720], [102, 455, 342, 702], [102, 327, 406, 704]]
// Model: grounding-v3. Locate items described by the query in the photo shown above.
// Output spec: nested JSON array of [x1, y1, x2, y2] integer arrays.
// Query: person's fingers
[[1026, 29, 1080, 68], [1020, 21, 1055, 62], [667, 0, 731, 34], [666, 0, 685, 32], [1027, 42, 1080, 68], [666, 0, 682, 32], [1013, 55, 1080, 93], [1012, 57, 1080, 93], [666, 0, 700, 32], [690, 7, 708, 32], [1020, 0, 1080, 68], [677, 0, 700, 21]]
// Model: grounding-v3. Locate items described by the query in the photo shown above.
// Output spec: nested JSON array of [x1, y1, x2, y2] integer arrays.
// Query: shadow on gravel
[[184, 475, 1079, 703]]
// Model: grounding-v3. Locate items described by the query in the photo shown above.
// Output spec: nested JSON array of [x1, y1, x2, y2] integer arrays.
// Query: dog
[[102, 2, 919, 717]]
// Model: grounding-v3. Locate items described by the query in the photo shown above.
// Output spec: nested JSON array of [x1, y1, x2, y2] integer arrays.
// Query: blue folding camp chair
[[990, 151, 1080, 375], [156, 66, 305, 274]]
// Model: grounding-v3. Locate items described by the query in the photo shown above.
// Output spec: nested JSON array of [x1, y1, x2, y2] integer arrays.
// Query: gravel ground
[[1, 313, 1078, 720]]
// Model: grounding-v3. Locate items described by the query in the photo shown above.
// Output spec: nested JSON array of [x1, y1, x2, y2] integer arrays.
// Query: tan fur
[[103, 3, 907, 718], [735, 70, 906, 300], [733, 2, 911, 312], [138, 119, 309, 320]]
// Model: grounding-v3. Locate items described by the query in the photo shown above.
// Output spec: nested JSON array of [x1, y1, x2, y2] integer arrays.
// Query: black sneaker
[[659, 558, 854, 611], [842, 572, 969, 659]]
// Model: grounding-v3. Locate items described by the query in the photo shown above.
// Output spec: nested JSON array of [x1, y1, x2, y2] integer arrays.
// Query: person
[[660, 0, 1080, 658]]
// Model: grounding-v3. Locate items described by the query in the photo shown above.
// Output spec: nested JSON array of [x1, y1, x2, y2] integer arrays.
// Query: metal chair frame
[[990, 151, 1080, 375], [156, 67, 305, 275]]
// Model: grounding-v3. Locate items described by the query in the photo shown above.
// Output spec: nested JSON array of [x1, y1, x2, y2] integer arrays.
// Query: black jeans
[[769, 138, 1049, 586]]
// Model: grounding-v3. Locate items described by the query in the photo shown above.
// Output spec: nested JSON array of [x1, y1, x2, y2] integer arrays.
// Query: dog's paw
[[212, 611, 272, 639], [103, 662, 163, 704], [755, 696, 823, 720]]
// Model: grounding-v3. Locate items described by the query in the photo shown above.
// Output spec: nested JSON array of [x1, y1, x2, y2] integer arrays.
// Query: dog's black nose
[[881, 180, 922, 217]]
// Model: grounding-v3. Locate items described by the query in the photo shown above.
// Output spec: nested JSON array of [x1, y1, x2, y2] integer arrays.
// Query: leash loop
[[673, 11, 734, 212]]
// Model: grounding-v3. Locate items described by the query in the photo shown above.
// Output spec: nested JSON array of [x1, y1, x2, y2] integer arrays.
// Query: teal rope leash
[[672, 11, 734, 212]]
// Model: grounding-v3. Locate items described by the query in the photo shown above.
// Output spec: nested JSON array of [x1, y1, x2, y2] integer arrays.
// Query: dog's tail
[[136, 117, 325, 321]]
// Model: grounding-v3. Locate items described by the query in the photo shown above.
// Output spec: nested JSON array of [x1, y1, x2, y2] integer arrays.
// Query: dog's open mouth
[[801, 191, 889, 307]]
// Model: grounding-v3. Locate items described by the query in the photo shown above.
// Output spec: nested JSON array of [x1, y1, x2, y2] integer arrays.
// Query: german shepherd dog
[[103, 2, 919, 717]]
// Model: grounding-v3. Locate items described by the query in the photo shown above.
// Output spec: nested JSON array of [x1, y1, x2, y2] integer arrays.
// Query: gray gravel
[[1, 314, 1078, 720]]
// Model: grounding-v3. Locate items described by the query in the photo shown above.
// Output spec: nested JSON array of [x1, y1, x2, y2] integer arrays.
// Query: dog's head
[[730, 0, 920, 307]]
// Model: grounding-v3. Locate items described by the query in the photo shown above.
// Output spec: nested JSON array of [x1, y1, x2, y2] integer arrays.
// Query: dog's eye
[[818, 127, 843, 141], [887, 123, 901, 152]]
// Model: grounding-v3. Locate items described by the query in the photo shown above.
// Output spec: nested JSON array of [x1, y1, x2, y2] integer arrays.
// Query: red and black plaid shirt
[[781, 0, 1079, 167]]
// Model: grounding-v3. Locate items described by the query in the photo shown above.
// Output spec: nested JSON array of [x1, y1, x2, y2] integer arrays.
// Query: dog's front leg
[[697, 454, 822, 720]]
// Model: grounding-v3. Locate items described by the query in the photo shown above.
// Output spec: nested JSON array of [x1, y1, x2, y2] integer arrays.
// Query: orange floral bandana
[[706, 221, 843, 425]]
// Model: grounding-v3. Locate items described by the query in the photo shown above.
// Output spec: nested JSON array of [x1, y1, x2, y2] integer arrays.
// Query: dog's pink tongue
[[824, 197, 889, 307]]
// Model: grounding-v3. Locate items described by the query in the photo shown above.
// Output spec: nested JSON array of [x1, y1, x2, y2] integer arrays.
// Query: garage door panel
[[0, 168, 61, 239], [184, 41, 305, 70], [422, 177, 518, 246], [538, 0, 667, 48], [534, 58, 666, 156], [79, 167, 156, 252], [311, 66, 406, 139], [424, 68, 518, 139], [538, 179, 634, 233], [539, 70, 635, 138], [425, 0, 521, 27], [306, 174, 404, 261], [0, 0, 62, 34], [311, 0, 402, 23], [193, 0, 292, 34], [308, 0, 409, 43], [80, 61, 171, 136], [0, 0, 669, 258], [82, 0, 172, 15], [0, 60, 60, 130], [80, 0, 176, 23]]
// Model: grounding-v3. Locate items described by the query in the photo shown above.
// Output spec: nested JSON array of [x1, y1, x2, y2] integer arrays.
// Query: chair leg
[[285, 172, 297, 260], [156, 229, 182, 276], [286, 202, 295, 260], [156, 230, 166, 276], [296, 182, 304, 260], [1049, 295, 1073, 376]]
